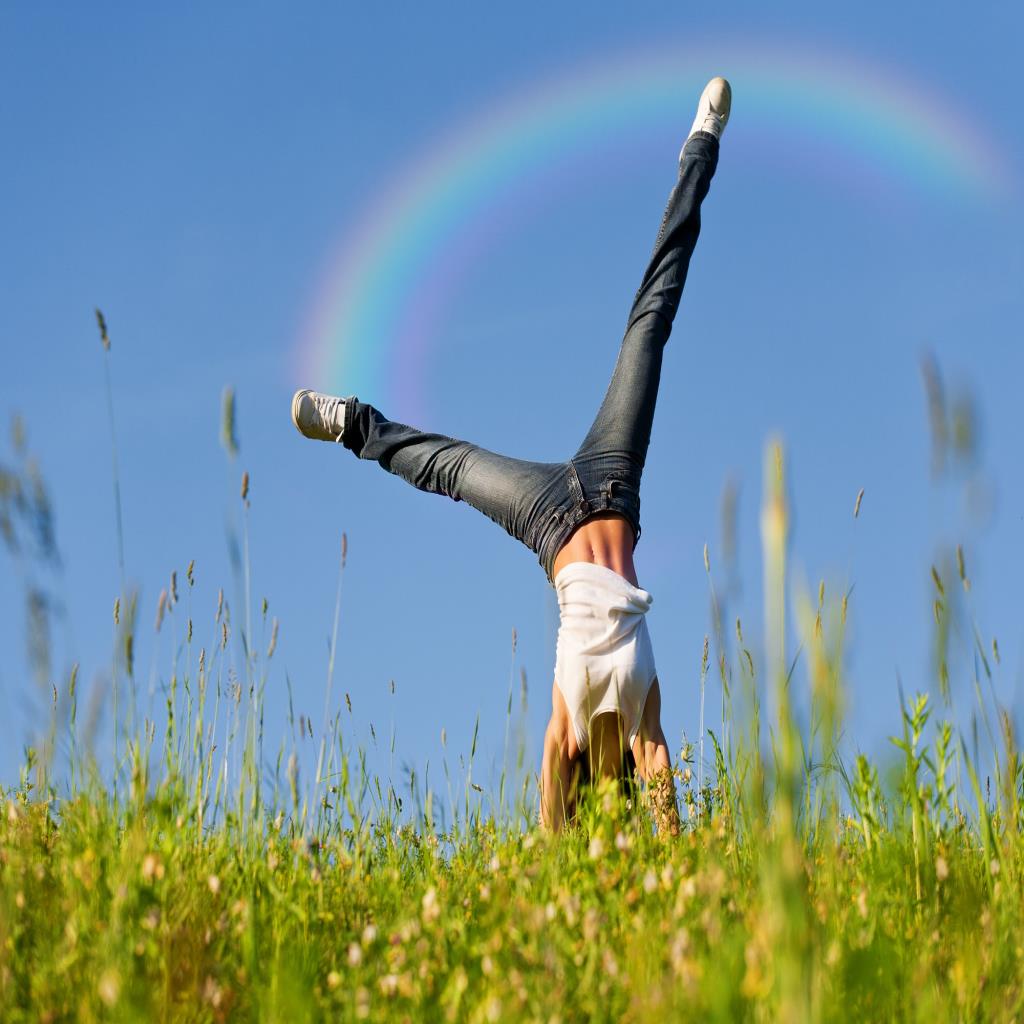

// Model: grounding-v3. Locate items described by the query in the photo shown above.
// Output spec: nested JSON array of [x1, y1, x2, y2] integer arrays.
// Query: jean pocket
[[527, 503, 569, 554]]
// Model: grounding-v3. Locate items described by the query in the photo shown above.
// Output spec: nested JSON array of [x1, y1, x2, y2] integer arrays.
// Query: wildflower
[[603, 950, 619, 977], [348, 943, 363, 967], [379, 974, 399, 997], [203, 976, 224, 1008], [207, 874, 221, 895], [485, 996, 502, 1022], [355, 986, 371, 1019], [643, 869, 658, 895], [856, 889, 868, 919], [327, 971, 342, 991], [990, 858, 1001, 877], [421, 887, 440, 924], [488, 854, 501, 873], [588, 836, 605, 860], [362, 924, 378, 945], [545, 902, 557, 922], [563, 894, 580, 927], [935, 856, 949, 882], [481, 955, 494, 976], [141, 853, 164, 882], [615, 831, 630, 852], [98, 969, 121, 1007]]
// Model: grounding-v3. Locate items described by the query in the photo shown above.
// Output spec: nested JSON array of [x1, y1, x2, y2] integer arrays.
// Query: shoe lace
[[700, 111, 724, 133], [313, 393, 345, 440]]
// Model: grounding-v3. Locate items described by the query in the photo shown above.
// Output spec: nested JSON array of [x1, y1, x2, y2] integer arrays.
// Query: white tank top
[[553, 561, 657, 752]]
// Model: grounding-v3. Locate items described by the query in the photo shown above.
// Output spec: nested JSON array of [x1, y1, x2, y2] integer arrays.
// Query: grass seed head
[[154, 590, 167, 633], [220, 387, 238, 457], [95, 309, 110, 351]]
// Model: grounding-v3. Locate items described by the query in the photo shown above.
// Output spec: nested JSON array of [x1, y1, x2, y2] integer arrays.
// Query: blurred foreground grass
[[3, 713, 1023, 1024]]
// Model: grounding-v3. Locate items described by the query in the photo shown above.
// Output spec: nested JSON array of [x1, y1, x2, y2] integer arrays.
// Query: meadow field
[[1, 339, 1022, 1022]]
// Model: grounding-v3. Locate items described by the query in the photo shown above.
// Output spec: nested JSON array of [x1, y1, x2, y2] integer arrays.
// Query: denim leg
[[342, 399, 567, 556], [573, 132, 719, 471]]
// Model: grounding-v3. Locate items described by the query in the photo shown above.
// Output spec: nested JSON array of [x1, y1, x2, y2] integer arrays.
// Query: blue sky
[[1, 3, 1021, 807]]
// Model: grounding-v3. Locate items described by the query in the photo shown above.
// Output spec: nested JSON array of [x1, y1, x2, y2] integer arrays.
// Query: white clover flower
[[421, 887, 440, 923]]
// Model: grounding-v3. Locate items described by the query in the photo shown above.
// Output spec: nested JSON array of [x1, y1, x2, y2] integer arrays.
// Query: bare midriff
[[551, 512, 639, 587]]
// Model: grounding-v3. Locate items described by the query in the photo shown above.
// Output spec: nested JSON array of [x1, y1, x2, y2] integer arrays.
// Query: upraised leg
[[573, 130, 720, 470]]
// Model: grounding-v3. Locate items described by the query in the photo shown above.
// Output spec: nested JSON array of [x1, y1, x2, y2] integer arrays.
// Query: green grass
[[3, 734, 1022, 1022], [1, 338, 1022, 1021]]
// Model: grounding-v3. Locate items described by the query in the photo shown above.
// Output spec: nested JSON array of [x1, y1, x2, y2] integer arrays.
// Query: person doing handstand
[[291, 78, 731, 833]]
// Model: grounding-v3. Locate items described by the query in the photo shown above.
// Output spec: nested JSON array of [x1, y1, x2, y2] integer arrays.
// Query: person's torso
[[553, 561, 657, 752]]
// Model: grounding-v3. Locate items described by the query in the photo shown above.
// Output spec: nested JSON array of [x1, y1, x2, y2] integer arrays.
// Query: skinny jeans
[[341, 132, 720, 583]]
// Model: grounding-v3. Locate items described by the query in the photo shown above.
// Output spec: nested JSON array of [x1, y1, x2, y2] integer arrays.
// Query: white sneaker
[[291, 389, 347, 442], [684, 77, 732, 151]]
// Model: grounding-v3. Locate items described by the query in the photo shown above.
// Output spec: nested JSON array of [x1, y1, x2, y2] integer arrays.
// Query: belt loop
[[567, 460, 589, 514]]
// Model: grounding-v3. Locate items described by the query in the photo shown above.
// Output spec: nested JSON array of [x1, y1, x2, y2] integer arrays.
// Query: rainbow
[[296, 41, 1012, 421]]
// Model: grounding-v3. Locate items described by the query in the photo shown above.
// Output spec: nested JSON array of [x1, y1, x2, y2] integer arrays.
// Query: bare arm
[[540, 683, 577, 832], [631, 679, 681, 838]]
